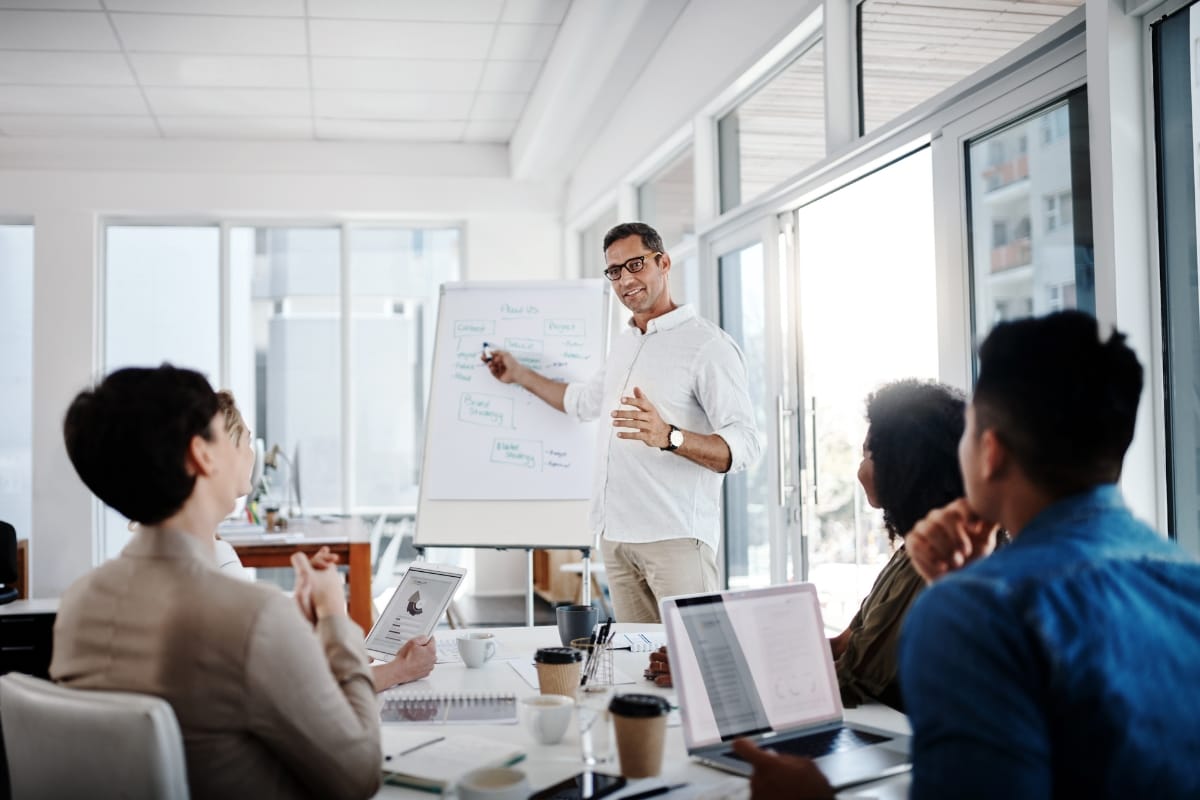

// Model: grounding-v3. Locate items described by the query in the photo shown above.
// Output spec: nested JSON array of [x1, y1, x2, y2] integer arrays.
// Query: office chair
[[0, 522, 18, 605], [0, 673, 190, 800]]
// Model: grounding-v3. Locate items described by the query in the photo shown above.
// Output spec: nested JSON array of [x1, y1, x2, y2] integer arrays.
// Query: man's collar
[[626, 304, 696, 335]]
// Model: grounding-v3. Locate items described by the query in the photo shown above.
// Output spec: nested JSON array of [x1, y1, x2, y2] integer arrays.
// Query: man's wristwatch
[[663, 425, 684, 452]]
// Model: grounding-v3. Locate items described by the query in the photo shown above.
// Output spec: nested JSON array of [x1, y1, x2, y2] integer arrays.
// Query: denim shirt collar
[[1014, 483, 1124, 546]]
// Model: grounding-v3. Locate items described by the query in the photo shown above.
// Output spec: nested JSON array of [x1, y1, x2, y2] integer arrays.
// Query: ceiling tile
[[0, 1, 101, 9], [315, 118, 465, 141], [470, 92, 526, 122], [0, 11, 119, 50], [308, 0, 501, 23], [479, 60, 541, 93], [312, 58, 481, 92], [309, 19, 493, 59], [0, 114, 157, 137], [105, 0, 303, 15], [131, 54, 308, 88], [111, 13, 307, 55], [0, 52, 134, 86], [501, 0, 569, 24], [489, 24, 557, 60], [158, 115, 312, 139], [463, 119, 515, 142], [314, 90, 473, 120], [146, 87, 310, 116], [0, 85, 145, 114]]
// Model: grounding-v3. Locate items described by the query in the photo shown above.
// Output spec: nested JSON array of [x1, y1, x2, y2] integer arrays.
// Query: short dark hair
[[603, 222, 665, 255], [866, 380, 967, 541], [974, 310, 1143, 497], [63, 365, 219, 525]]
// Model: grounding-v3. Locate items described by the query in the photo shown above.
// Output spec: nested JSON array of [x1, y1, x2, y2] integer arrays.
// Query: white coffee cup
[[457, 632, 497, 668], [518, 694, 575, 745], [456, 767, 529, 800]]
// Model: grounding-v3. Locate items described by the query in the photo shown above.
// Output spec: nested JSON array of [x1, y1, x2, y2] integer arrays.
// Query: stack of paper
[[381, 732, 525, 793]]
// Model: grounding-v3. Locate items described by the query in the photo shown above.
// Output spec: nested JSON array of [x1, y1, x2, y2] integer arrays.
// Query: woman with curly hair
[[829, 378, 966, 710]]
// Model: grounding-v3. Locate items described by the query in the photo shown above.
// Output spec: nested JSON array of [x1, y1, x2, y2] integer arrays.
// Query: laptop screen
[[662, 583, 843, 750]]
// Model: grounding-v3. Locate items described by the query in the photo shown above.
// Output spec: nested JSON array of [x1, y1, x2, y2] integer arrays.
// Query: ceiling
[[0, 0, 571, 143]]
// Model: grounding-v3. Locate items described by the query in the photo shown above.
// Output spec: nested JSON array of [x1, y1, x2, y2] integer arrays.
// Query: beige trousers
[[600, 537, 719, 623]]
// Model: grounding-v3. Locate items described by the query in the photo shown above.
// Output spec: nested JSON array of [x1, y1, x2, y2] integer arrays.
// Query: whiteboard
[[414, 280, 609, 550]]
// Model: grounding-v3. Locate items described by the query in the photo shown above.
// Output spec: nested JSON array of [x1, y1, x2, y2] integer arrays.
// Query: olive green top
[[835, 545, 925, 711]]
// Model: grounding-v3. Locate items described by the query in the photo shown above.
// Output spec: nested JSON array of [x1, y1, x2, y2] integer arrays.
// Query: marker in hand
[[481, 341, 494, 362]]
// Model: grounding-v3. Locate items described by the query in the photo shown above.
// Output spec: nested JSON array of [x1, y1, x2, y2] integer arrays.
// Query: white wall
[[1, 140, 563, 597]]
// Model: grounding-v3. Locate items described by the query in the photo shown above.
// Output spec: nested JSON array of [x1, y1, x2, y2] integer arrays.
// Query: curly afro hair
[[865, 379, 966, 541]]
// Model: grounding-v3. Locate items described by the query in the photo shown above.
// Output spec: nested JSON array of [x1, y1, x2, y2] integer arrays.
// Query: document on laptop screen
[[669, 588, 841, 746]]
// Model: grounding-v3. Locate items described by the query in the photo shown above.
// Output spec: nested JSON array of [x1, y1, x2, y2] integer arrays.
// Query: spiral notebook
[[379, 690, 518, 724]]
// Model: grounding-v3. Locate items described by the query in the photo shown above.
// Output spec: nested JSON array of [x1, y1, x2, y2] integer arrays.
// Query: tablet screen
[[365, 564, 464, 658]]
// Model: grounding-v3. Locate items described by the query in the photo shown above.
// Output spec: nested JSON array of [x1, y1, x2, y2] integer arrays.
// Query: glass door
[[793, 147, 940, 630], [713, 219, 802, 589]]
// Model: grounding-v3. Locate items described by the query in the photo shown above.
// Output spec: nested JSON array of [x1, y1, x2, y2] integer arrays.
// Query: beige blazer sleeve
[[244, 594, 381, 800]]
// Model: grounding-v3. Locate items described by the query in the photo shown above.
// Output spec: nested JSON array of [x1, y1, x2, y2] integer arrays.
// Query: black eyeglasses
[[604, 252, 661, 281]]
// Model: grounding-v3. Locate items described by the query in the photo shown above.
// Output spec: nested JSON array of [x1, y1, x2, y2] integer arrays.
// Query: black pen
[[393, 735, 445, 757], [620, 783, 688, 800]]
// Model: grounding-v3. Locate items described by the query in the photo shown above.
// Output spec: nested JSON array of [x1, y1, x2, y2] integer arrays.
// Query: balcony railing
[[990, 238, 1032, 272], [983, 154, 1030, 192]]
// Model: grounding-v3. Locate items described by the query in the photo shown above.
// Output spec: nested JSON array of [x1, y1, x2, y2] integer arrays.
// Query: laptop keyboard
[[730, 727, 891, 761]]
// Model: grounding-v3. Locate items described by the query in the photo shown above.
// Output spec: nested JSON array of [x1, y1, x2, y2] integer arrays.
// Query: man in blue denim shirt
[[899, 311, 1200, 799], [733, 311, 1200, 799]]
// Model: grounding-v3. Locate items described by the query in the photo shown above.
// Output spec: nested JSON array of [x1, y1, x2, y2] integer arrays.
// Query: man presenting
[[483, 222, 762, 622]]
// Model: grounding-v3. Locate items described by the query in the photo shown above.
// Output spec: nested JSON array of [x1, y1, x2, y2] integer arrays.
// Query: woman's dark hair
[[63, 364, 218, 526], [866, 379, 966, 541]]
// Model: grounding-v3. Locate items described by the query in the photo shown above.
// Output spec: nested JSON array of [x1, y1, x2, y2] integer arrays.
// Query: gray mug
[[556, 604, 598, 647]]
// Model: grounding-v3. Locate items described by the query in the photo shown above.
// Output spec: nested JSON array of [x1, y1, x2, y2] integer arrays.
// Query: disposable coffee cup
[[533, 647, 582, 697], [609, 693, 671, 778], [556, 603, 598, 647]]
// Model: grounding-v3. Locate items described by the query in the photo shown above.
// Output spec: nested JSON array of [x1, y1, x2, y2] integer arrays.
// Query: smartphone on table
[[528, 772, 626, 800]]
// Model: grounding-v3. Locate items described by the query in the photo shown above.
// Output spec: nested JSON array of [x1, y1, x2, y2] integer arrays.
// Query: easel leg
[[526, 548, 535, 628], [581, 549, 592, 606]]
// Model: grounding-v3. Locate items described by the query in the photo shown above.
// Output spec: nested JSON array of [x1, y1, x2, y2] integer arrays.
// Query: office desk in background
[[374, 624, 911, 800], [220, 517, 372, 634]]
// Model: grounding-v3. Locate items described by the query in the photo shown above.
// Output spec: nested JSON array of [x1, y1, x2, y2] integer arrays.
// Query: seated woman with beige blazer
[[53, 364, 380, 800]]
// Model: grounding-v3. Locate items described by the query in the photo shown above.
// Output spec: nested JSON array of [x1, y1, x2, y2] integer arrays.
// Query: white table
[[374, 624, 911, 800]]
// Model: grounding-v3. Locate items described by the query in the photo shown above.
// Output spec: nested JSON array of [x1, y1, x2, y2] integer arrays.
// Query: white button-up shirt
[[562, 304, 763, 552]]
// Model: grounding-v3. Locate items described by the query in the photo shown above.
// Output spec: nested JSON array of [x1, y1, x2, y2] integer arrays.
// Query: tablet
[[365, 562, 467, 662]]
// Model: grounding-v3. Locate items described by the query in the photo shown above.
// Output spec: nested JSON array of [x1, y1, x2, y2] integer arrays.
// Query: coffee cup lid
[[608, 693, 670, 718], [534, 647, 582, 664]]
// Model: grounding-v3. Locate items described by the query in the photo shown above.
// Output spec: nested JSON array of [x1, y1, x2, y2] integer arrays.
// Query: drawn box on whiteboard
[[458, 393, 513, 428], [490, 438, 543, 471], [454, 320, 495, 337], [544, 319, 585, 336], [504, 337, 544, 355]]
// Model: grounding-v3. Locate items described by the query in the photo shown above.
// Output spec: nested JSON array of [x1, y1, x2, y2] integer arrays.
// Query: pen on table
[[620, 783, 689, 800], [390, 736, 445, 758], [481, 341, 493, 362]]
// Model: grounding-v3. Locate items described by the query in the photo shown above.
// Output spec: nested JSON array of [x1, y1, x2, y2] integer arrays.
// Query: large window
[[719, 40, 825, 212], [103, 225, 221, 558], [795, 149, 938, 629], [965, 91, 1093, 345], [0, 224, 33, 543], [637, 145, 694, 249], [1153, 2, 1200, 555], [858, 0, 1084, 135], [102, 222, 460, 556]]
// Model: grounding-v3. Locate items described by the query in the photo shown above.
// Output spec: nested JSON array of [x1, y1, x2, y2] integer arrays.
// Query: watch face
[[669, 429, 684, 447]]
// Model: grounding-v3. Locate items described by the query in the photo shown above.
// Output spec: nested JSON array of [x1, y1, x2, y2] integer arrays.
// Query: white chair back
[[0, 672, 189, 800]]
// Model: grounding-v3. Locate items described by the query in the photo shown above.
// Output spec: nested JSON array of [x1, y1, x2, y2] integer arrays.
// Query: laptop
[[365, 562, 466, 663], [661, 583, 911, 789]]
